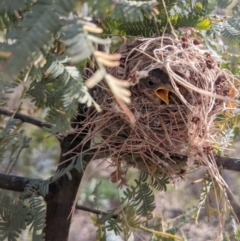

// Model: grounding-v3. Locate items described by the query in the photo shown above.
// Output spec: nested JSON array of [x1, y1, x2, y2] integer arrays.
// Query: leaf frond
[[0, 196, 31, 241], [0, 0, 76, 80]]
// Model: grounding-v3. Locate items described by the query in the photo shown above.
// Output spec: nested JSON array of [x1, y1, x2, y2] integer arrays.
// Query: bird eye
[[148, 80, 154, 86]]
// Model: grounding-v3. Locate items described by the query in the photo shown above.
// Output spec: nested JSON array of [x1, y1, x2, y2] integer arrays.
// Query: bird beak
[[154, 88, 169, 104]]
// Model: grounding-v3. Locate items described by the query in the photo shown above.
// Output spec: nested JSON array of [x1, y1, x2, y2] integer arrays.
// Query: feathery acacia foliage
[[0, 0, 240, 240], [0, 194, 46, 241], [0, 196, 31, 241], [0, 119, 30, 169]]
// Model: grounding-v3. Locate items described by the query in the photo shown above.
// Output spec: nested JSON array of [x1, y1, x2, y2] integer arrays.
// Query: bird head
[[139, 69, 172, 104]]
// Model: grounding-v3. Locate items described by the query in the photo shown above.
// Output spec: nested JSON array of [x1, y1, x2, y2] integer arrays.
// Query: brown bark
[[43, 132, 91, 241]]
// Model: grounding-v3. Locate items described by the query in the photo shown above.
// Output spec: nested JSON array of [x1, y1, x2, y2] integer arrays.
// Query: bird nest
[[80, 35, 239, 180]]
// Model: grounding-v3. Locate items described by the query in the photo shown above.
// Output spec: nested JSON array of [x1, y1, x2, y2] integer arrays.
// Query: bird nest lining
[[80, 35, 239, 179]]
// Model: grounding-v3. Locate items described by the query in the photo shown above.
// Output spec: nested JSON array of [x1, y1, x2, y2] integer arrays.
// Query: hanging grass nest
[[80, 35, 239, 180]]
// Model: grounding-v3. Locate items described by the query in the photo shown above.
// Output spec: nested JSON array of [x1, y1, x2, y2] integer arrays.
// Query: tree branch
[[0, 173, 36, 192], [0, 155, 239, 194], [76, 204, 118, 219], [0, 174, 119, 219], [0, 155, 238, 197], [0, 108, 53, 129], [215, 155, 240, 172]]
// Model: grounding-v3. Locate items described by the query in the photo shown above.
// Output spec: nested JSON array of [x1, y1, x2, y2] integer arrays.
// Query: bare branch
[[0, 173, 36, 192], [0, 108, 53, 129], [76, 204, 118, 219], [0, 154, 239, 194], [215, 155, 240, 172]]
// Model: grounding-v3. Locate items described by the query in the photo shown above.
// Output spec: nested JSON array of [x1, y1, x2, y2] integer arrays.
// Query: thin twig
[[0, 108, 53, 129], [139, 225, 182, 240], [161, 0, 177, 38], [76, 204, 118, 219]]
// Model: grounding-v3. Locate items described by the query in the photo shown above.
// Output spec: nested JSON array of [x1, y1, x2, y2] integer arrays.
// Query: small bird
[[139, 68, 173, 104]]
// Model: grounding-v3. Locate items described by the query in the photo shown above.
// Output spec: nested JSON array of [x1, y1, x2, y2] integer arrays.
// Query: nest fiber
[[80, 36, 239, 179]]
